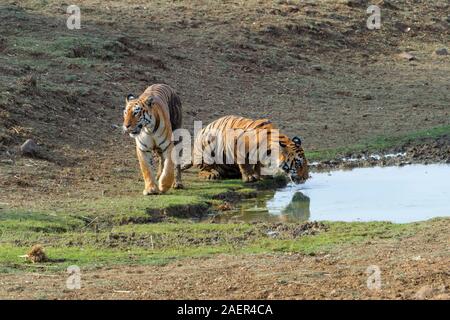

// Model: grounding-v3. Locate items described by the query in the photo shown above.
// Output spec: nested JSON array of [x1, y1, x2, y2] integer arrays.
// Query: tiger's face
[[122, 94, 152, 137], [279, 136, 309, 184]]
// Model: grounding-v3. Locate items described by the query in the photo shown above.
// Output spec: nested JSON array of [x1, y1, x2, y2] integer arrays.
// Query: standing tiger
[[122, 84, 183, 195], [184, 115, 309, 183]]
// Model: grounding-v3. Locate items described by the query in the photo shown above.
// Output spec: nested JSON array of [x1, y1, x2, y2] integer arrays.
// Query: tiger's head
[[278, 135, 309, 184], [122, 94, 154, 137]]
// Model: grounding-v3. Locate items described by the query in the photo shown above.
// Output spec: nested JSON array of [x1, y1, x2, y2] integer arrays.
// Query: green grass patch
[[54, 177, 249, 223], [245, 220, 421, 255], [0, 214, 441, 273], [1, 167, 444, 274]]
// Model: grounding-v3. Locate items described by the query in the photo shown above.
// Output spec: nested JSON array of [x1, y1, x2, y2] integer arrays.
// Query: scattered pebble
[[377, 0, 400, 10], [343, 0, 366, 7], [217, 202, 233, 211], [266, 231, 279, 238], [398, 52, 415, 61], [434, 48, 448, 56], [20, 139, 38, 156], [414, 285, 434, 299]]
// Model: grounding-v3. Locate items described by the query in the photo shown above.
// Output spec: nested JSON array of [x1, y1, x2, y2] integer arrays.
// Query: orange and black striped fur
[[122, 84, 183, 195], [186, 115, 309, 183]]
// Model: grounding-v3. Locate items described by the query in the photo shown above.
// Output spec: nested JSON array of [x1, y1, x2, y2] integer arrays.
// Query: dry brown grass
[[26, 245, 48, 263]]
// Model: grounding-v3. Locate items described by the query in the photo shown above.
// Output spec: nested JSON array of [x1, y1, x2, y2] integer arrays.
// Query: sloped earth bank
[[1, 0, 449, 206], [0, 219, 448, 300], [0, 0, 449, 300], [312, 135, 450, 171]]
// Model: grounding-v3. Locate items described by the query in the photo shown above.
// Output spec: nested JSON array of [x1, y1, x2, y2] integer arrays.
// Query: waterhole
[[218, 164, 450, 223]]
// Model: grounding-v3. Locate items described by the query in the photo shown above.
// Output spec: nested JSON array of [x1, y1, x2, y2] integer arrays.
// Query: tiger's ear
[[126, 94, 136, 103], [292, 136, 302, 146]]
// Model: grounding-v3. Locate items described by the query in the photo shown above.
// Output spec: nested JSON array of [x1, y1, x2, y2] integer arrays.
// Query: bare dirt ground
[[1, 0, 449, 200], [1, 218, 448, 300], [1, 0, 449, 208], [0, 1, 449, 299]]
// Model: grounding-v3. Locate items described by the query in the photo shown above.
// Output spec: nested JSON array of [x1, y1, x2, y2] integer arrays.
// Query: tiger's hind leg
[[172, 137, 184, 189], [238, 164, 259, 183], [254, 163, 262, 180], [173, 164, 184, 189], [198, 167, 221, 180]]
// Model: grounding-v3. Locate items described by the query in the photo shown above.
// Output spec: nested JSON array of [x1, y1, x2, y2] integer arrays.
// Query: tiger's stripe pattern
[[123, 84, 183, 194], [189, 115, 309, 183]]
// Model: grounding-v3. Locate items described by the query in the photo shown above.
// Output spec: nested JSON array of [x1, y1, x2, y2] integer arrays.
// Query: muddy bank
[[118, 203, 212, 224], [73, 221, 329, 249], [311, 136, 450, 171]]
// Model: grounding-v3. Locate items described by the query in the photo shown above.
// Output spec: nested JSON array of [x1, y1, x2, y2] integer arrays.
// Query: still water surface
[[223, 164, 450, 223]]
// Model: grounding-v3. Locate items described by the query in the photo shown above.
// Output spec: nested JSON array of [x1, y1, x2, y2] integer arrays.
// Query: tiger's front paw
[[143, 186, 159, 195]]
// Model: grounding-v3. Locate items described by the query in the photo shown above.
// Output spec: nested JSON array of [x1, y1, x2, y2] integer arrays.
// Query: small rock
[[434, 48, 448, 56], [311, 64, 322, 71], [376, 0, 400, 10], [394, 22, 411, 33], [362, 94, 373, 100], [343, 0, 366, 7], [20, 139, 38, 156], [267, 293, 276, 299], [414, 285, 434, 299], [261, 25, 280, 36], [266, 231, 279, 238], [398, 52, 415, 61], [0, 37, 7, 52]]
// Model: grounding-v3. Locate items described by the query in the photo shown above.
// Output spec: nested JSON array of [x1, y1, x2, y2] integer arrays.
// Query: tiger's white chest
[[135, 128, 170, 154], [135, 131, 156, 151]]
